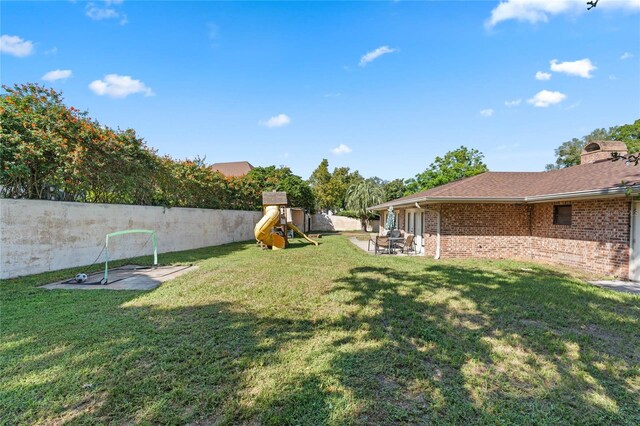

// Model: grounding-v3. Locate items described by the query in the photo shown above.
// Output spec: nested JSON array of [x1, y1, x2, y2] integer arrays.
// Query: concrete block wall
[[310, 213, 379, 232], [0, 199, 262, 278]]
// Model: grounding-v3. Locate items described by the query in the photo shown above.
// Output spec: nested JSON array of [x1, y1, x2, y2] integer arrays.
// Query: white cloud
[[480, 108, 494, 117], [359, 46, 397, 66], [85, 2, 127, 25], [609, 75, 617, 80], [535, 71, 552, 81], [527, 90, 566, 107], [331, 144, 352, 155], [496, 142, 520, 151], [0, 35, 34, 57], [620, 52, 634, 60], [550, 58, 596, 78], [598, 0, 640, 11], [323, 93, 342, 98], [44, 47, 58, 56], [86, 3, 118, 19], [565, 101, 581, 110], [42, 69, 73, 82], [259, 114, 291, 128], [485, 0, 640, 28], [89, 74, 154, 98], [505, 99, 522, 107], [486, 0, 578, 27]]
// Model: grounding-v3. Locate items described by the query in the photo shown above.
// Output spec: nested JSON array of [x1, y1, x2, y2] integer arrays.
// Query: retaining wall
[[0, 199, 262, 278], [310, 213, 380, 232]]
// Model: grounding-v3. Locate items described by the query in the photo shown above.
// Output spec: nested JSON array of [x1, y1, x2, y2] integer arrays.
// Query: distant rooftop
[[211, 161, 254, 177]]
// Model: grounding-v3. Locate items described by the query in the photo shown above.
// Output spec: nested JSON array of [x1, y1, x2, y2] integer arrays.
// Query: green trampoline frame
[[104, 229, 157, 283]]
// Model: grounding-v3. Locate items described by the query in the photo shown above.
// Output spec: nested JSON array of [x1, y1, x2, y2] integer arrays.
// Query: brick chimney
[[580, 140, 627, 165]]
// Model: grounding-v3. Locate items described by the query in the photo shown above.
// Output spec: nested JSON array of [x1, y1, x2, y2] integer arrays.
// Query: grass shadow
[[323, 262, 640, 423]]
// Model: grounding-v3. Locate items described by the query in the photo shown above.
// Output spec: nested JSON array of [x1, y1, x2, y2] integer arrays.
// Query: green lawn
[[2, 235, 639, 425]]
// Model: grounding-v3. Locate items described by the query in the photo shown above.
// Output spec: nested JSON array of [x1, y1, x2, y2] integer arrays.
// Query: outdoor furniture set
[[368, 230, 417, 255]]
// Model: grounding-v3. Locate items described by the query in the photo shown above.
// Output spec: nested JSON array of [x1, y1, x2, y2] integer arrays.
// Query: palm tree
[[345, 180, 384, 231]]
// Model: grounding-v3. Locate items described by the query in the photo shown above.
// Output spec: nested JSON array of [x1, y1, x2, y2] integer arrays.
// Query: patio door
[[630, 202, 640, 281], [405, 209, 423, 254]]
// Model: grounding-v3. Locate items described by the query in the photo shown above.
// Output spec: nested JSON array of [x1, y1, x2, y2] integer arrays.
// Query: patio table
[[387, 237, 404, 254]]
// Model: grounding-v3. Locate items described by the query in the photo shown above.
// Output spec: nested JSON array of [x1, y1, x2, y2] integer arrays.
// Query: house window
[[553, 205, 572, 225]]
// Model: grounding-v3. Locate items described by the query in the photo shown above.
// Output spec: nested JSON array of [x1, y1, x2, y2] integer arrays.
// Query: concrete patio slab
[[588, 280, 640, 295], [349, 237, 420, 256], [41, 265, 197, 291]]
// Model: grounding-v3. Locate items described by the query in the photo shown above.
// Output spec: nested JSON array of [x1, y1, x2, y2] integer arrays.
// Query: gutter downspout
[[424, 207, 441, 260], [435, 210, 441, 260], [629, 201, 636, 281]]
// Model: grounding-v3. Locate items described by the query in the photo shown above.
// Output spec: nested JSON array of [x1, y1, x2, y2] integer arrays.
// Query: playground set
[[254, 191, 319, 249]]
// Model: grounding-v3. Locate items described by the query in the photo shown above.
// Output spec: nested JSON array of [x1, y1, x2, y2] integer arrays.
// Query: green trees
[[0, 82, 314, 211], [311, 148, 488, 212], [308, 159, 332, 211], [545, 119, 640, 170], [244, 166, 315, 212], [611, 119, 640, 154], [405, 146, 488, 194], [382, 179, 406, 202], [0, 83, 160, 203], [345, 180, 384, 230], [1, 83, 84, 199], [156, 157, 228, 209], [308, 159, 363, 212]]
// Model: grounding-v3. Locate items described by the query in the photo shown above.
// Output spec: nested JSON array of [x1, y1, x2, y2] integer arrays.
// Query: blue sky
[[2, 1, 639, 180]]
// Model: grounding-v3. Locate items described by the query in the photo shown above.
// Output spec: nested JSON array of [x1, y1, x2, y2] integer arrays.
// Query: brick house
[[370, 141, 640, 279]]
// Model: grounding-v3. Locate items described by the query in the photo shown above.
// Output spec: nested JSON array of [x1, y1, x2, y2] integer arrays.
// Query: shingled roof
[[211, 161, 254, 177], [371, 158, 640, 209]]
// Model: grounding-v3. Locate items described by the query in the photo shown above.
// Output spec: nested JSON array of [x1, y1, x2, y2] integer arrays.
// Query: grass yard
[[2, 235, 639, 425]]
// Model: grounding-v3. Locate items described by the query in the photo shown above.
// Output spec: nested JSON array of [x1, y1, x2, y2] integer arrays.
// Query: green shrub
[[0, 83, 315, 211]]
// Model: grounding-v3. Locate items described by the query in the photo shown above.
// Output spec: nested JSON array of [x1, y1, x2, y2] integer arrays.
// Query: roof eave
[[370, 196, 525, 210], [524, 186, 636, 202], [369, 186, 638, 210]]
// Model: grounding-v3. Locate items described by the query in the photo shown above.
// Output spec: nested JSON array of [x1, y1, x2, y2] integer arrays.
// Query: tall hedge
[[0, 83, 314, 211]]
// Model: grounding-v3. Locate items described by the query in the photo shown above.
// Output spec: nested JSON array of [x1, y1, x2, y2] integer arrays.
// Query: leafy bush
[[0, 83, 314, 211]]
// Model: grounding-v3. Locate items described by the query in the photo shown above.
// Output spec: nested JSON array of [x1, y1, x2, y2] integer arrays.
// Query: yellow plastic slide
[[254, 206, 319, 249], [254, 205, 281, 248], [287, 222, 319, 246]]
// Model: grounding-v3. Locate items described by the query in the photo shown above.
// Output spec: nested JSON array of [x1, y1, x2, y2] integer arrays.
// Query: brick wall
[[580, 151, 620, 165], [423, 209, 439, 258], [412, 200, 631, 278], [529, 199, 630, 278], [439, 203, 531, 259]]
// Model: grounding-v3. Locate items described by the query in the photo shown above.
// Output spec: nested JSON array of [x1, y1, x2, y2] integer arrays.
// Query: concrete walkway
[[588, 280, 640, 295]]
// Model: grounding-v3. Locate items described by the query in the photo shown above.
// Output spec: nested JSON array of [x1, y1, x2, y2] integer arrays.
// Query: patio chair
[[367, 233, 377, 251], [374, 235, 390, 255], [395, 234, 416, 254]]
